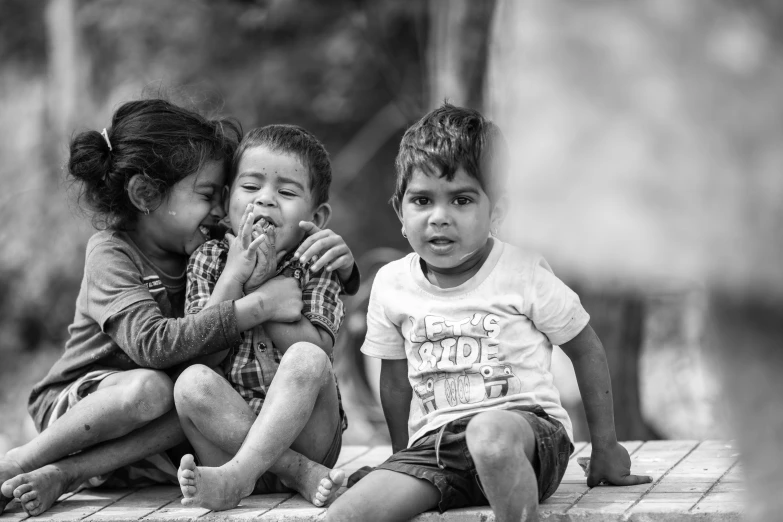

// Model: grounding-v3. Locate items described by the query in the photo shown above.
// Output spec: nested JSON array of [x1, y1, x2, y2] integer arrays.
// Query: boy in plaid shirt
[[174, 125, 360, 511]]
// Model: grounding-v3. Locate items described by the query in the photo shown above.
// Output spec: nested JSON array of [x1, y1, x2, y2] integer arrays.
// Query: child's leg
[[325, 469, 440, 522], [174, 362, 340, 505], [2, 409, 183, 516], [0, 369, 172, 513], [465, 410, 538, 522], [4, 369, 173, 473], [175, 343, 343, 510]]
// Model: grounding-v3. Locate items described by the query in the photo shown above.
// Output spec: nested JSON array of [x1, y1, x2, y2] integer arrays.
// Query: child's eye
[[454, 196, 472, 205], [411, 197, 429, 206], [241, 184, 260, 191], [279, 189, 298, 197]]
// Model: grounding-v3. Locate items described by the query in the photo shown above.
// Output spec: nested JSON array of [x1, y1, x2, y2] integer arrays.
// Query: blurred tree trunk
[[44, 0, 90, 171], [427, 0, 496, 109]]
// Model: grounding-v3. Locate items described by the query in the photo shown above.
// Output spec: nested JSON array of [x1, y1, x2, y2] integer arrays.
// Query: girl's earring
[[144, 208, 150, 216], [490, 225, 498, 237], [401, 227, 407, 238]]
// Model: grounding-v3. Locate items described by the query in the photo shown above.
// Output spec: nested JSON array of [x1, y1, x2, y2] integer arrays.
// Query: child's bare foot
[[1, 464, 75, 516], [178, 454, 254, 511], [282, 460, 344, 508], [0, 456, 25, 513]]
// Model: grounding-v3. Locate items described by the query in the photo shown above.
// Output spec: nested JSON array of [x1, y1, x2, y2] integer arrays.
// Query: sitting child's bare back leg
[[325, 469, 440, 522], [2, 408, 184, 516], [1, 369, 173, 514], [466, 410, 539, 522], [174, 344, 344, 511], [5, 369, 173, 473]]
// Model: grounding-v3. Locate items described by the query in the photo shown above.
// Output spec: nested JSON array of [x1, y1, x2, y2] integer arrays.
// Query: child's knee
[[173, 364, 220, 412], [279, 342, 330, 383], [466, 411, 535, 464], [123, 370, 174, 422]]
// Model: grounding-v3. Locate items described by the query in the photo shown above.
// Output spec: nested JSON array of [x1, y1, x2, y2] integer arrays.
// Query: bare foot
[[178, 454, 254, 511], [285, 462, 345, 508], [1, 464, 75, 516], [0, 457, 25, 513]]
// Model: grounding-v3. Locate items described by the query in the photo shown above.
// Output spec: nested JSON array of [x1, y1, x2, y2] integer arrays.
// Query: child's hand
[[294, 221, 355, 281], [243, 219, 285, 295], [223, 204, 269, 288], [250, 275, 303, 323], [585, 441, 652, 487]]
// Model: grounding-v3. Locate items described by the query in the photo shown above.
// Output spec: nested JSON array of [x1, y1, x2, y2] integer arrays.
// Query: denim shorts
[[374, 405, 572, 512]]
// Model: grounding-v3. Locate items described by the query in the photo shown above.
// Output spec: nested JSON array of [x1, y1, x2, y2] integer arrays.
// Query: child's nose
[[254, 188, 277, 207], [429, 204, 452, 226], [210, 202, 225, 219]]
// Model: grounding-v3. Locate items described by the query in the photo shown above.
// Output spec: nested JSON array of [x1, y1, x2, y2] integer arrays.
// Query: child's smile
[[398, 167, 496, 276]]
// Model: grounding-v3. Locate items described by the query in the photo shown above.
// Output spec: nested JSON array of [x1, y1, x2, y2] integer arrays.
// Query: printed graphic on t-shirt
[[408, 313, 521, 415], [142, 275, 164, 295]]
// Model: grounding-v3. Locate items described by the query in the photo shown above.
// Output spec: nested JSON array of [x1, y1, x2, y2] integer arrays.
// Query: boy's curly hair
[[392, 103, 508, 210]]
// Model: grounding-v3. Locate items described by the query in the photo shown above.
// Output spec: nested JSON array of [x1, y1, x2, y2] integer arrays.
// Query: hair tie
[[100, 128, 113, 151]]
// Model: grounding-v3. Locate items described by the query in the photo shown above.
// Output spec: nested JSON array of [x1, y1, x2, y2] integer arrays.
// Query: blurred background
[[1, 1, 782, 516]]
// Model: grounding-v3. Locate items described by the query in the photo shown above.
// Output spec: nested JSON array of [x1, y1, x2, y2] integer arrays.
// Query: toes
[[20, 491, 38, 504], [181, 485, 197, 497], [1, 476, 23, 498], [181, 497, 196, 507], [179, 469, 195, 480], [23, 500, 41, 514], [179, 454, 196, 471], [13, 483, 32, 499], [314, 492, 327, 506], [328, 468, 345, 487], [317, 483, 331, 496]]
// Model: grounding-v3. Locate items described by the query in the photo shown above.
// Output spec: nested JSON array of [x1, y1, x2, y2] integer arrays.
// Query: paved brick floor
[[2, 441, 743, 521]]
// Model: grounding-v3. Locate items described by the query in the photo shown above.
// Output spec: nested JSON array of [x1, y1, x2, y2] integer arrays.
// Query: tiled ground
[[2, 441, 744, 521]]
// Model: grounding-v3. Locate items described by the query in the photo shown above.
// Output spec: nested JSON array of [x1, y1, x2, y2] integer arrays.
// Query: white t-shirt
[[361, 239, 589, 446]]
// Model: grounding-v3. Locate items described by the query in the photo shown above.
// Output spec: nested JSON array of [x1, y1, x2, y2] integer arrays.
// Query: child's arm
[[560, 324, 653, 487], [265, 225, 359, 354], [106, 282, 301, 370], [380, 359, 412, 453], [264, 271, 342, 355]]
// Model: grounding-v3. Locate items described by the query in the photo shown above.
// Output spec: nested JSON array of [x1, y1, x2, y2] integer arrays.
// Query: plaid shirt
[[186, 237, 347, 430]]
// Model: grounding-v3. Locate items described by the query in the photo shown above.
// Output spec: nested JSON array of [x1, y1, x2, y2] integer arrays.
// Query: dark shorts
[[252, 415, 343, 494], [375, 405, 572, 512]]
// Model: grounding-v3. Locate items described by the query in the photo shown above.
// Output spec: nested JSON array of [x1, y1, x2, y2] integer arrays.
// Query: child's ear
[[490, 195, 508, 233], [127, 174, 160, 214], [311, 203, 332, 229], [393, 199, 403, 224]]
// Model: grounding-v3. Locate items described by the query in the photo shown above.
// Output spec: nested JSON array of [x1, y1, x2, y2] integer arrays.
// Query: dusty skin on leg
[[174, 343, 344, 510], [1, 370, 176, 516], [4, 369, 174, 478], [1, 410, 184, 516], [466, 410, 539, 522]]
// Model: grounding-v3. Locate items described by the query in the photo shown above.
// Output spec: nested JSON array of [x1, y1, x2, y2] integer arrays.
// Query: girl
[[0, 99, 334, 516]]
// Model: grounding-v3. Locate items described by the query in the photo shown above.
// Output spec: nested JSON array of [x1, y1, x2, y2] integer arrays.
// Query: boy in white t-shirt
[[325, 104, 651, 522]]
